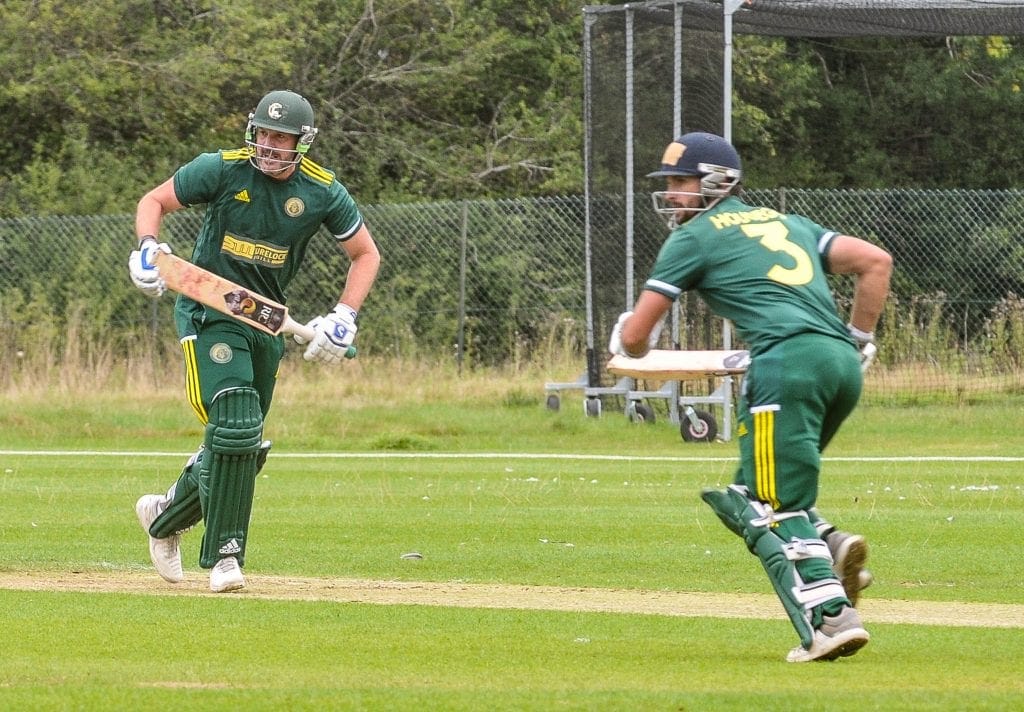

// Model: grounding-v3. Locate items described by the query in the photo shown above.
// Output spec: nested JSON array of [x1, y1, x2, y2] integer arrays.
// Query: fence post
[[457, 200, 469, 374]]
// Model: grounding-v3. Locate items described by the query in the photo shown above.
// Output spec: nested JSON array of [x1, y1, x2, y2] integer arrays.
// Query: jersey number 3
[[741, 221, 813, 286]]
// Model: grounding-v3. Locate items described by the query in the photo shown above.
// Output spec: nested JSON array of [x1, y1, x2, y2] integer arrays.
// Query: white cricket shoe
[[135, 494, 184, 583], [210, 556, 245, 593], [787, 606, 870, 663]]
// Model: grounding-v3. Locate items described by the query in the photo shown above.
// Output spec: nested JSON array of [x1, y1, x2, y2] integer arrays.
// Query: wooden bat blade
[[607, 349, 750, 379], [154, 251, 306, 338]]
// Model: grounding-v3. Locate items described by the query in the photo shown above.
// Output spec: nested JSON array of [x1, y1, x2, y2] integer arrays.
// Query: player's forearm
[[848, 261, 892, 332], [336, 251, 381, 312], [135, 195, 165, 243], [135, 178, 183, 243], [621, 291, 672, 356]]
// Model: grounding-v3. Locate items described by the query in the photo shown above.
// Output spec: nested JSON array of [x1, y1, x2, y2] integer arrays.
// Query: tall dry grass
[[0, 317, 588, 406], [6, 293, 1024, 406]]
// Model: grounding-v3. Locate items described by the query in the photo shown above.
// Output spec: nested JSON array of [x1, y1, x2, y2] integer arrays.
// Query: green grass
[[0, 450, 1018, 600], [2, 371, 1024, 709], [4, 592, 1023, 710]]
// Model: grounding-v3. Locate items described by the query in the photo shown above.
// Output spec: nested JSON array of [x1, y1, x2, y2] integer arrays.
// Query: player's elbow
[[868, 247, 893, 283]]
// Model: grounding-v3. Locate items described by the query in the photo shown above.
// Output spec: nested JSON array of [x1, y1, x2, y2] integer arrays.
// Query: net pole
[[670, 0, 684, 350], [624, 7, 636, 308], [582, 10, 600, 387], [719, 0, 747, 441], [722, 0, 745, 354], [723, 0, 743, 143]]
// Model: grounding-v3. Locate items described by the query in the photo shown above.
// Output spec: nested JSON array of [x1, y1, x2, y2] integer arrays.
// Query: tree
[[733, 35, 1024, 190], [2, 3, 1024, 217], [0, 0, 585, 216]]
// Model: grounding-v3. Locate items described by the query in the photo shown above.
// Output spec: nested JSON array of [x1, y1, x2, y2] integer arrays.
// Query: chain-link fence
[[0, 197, 588, 371], [580, 187, 1024, 406], [2, 190, 1024, 402]]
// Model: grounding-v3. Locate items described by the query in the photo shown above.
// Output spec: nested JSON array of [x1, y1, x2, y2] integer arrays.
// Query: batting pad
[[700, 487, 745, 539], [198, 387, 263, 569], [703, 485, 847, 648], [150, 447, 205, 539], [151, 441, 272, 540]]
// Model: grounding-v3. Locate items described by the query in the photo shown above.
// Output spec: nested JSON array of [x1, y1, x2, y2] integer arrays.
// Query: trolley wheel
[[545, 394, 560, 411], [627, 402, 656, 424], [584, 397, 602, 418], [680, 409, 718, 442]]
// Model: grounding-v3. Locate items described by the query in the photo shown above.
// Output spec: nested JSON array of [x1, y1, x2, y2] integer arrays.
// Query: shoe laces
[[214, 557, 237, 573]]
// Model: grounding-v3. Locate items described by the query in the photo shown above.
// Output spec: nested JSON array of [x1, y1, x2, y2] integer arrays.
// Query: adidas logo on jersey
[[234, 189, 250, 203], [219, 538, 242, 555]]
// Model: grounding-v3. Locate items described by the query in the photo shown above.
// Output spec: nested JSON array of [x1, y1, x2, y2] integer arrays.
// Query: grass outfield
[[2, 367, 1024, 709]]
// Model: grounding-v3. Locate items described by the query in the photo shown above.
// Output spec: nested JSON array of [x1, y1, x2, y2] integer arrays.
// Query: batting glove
[[296, 303, 358, 364], [847, 323, 877, 372], [608, 311, 663, 358], [129, 236, 171, 298]]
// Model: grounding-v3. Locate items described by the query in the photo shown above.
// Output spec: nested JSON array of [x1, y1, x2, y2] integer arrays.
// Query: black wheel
[[680, 409, 718, 442], [545, 394, 560, 411], [584, 397, 602, 418], [628, 402, 656, 424]]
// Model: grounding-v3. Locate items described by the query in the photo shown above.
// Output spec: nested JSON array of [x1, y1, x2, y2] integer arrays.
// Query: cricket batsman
[[127, 90, 381, 592], [609, 132, 892, 661]]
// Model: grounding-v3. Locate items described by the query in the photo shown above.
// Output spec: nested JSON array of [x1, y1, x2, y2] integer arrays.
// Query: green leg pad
[[198, 387, 264, 569], [151, 441, 272, 540], [700, 487, 745, 539], [703, 486, 847, 648], [150, 447, 204, 539]]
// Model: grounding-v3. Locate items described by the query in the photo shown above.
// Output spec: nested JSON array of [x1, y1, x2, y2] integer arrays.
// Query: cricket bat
[[607, 349, 750, 379], [154, 251, 355, 357]]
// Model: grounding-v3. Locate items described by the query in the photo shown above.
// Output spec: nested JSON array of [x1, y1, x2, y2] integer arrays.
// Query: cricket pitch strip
[[0, 570, 1021, 628]]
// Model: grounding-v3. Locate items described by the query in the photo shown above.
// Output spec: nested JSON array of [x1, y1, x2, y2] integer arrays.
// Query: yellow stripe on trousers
[[753, 408, 779, 509], [180, 336, 208, 424]]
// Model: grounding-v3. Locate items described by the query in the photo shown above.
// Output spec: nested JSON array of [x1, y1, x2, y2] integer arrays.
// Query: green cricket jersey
[[644, 196, 854, 356], [173, 148, 363, 305]]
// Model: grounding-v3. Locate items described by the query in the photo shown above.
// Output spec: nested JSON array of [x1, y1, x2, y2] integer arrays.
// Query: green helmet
[[245, 90, 318, 172], [250, 90, 315, 135]]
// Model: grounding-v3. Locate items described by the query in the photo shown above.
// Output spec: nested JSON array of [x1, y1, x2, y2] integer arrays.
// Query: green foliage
[[0, 0, 586, 212], [3, 3, 1024, 216], [736, 35, 1024, 190], [980, 293, 1024, 370], [0, 0, 300, 216]]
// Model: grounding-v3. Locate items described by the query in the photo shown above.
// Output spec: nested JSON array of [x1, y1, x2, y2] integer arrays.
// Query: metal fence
[[2, 189, 1024, 402], [0, 197, 588, 370]]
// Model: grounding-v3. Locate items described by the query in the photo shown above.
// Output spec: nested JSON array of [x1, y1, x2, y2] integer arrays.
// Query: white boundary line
[[1, 450, 1023, 462]]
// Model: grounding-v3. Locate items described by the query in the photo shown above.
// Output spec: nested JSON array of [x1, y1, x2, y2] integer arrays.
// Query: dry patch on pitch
[[0, 570, 1021, 629]]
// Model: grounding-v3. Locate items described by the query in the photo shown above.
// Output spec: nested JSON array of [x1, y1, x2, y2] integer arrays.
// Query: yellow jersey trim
[[299, 157, 334, 187], [222, 147, 252, 163], [180, 336, 208, 424]]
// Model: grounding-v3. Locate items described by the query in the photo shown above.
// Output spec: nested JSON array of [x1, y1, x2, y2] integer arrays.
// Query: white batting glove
[[129, 237, 171, 298], [295, 303, 358, 364], [608, 311, 663, 358], [848, 323, 877, 372], [608, 311, 633, 357]]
